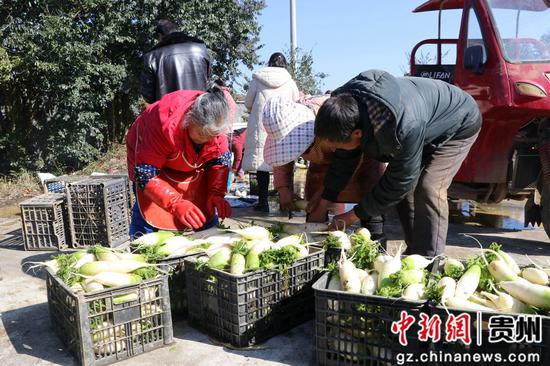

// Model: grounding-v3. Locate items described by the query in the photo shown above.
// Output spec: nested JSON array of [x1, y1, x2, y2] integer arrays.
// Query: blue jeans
[[129, 201, 218, 239]]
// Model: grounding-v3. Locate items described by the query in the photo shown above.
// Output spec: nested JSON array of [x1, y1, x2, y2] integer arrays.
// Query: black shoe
[[254, 202, 270, 213], [371, 233, 387, 250]]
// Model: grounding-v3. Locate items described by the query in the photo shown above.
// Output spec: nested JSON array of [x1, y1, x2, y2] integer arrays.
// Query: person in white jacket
[[242, 52, 299, 212]]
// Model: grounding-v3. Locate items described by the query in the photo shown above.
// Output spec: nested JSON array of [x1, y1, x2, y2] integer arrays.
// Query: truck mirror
[[464, 45, 486, 74]]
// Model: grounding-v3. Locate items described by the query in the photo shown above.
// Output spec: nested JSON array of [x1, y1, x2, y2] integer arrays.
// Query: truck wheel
[[541, 182, 550, 239]]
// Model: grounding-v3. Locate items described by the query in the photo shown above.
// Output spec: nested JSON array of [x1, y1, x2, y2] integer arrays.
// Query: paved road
[[0, 200, 548, 366]]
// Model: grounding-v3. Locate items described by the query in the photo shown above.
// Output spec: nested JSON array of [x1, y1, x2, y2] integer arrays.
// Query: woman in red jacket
[[126, 87, 232, 237]]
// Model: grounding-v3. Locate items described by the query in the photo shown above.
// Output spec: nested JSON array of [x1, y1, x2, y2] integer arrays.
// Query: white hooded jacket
[[242, 66, 299, 172]]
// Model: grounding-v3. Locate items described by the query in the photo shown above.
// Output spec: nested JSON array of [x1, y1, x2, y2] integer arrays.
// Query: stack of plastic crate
[[19, 193, 70, 250], [66, 177, 130, 248]]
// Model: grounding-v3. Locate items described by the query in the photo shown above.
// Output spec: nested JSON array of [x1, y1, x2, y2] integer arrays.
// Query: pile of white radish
[[433, 240, 550, 313], [327, 228, 437, 301], [132, 231, 223, 259], [183, 225, 312, 275], [29, 246, 161, 302]]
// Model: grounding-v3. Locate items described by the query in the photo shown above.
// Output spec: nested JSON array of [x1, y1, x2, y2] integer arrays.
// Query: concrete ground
[[1, 199, 549, 366]]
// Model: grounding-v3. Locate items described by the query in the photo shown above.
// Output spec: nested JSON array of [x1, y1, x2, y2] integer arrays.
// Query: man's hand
[[307, 198, 331, 222], [279, 187, 299, 211], [329, 209, 359, 230], [171, 200, 207, 229], [207, 196, 232, 220]]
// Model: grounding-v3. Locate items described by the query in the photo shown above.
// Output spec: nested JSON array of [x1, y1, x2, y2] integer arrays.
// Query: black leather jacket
[[140, 32, 210, 103]]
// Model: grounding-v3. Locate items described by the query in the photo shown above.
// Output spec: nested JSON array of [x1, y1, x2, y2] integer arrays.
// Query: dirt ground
[[1, 197, 549, 366]]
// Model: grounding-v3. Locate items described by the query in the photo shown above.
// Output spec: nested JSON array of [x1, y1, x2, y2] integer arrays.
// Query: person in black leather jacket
[[140, 20, 211, 103], [311, 70, 482, 256]]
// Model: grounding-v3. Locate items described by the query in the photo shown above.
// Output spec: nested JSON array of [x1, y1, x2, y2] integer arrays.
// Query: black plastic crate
[[46, 269, 174, 366], [43, 175, 87, 193], [313, 273, 430, 366], [185, 246, 324, 347], [67, 177, 130, 248], [157, 254, 199, 320], [90, 174, 134, 214], [429, 304, 549, 366], [20, 193, 70, 250]]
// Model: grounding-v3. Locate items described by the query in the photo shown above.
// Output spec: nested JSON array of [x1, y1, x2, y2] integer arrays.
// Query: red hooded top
[[126, 90, 229, 180]]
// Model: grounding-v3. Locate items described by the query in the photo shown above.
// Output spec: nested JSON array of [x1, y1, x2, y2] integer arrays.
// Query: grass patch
[[0, 171, 42, 206], [0, 144, 127, 208]]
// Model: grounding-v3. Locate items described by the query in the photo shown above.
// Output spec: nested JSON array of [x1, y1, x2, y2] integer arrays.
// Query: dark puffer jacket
[[321, 70, 481, 218], [140, 32, 210, 103]]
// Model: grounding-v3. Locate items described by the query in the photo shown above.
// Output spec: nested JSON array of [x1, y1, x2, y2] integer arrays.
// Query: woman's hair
[[185, 86, 229, 138], [314, 93, 365, 143], [268, 52, 288, 68]]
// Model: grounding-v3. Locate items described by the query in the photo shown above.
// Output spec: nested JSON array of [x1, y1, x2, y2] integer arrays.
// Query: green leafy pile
[[348, 240, 380, 270], [322, 234, 342, 250], [375, 269, 429, 298], [231, 240, 249, 256], [424, 282, 444, 303], [55, 253, 79, 286], [259, 246, 300, 272]]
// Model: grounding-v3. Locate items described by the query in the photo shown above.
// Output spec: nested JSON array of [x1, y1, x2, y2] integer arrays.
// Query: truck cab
[[411, 0, 550, 236]]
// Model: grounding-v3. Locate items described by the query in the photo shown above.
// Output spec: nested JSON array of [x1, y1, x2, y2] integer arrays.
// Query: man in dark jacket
[[311, 70, 481, 256], [140, 20, 210, 103]]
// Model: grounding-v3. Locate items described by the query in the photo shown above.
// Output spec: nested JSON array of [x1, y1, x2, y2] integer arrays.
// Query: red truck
[[411, 0, 550, 236]]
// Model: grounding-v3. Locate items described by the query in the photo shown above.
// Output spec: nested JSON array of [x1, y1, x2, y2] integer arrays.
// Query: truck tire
[[541, 183, 550, 239]]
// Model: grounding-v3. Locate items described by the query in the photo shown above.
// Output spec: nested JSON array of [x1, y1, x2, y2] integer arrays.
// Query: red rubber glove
[[170, 200, 207, 229], [143, 176, 206, 229], [206, 164, 232, 219], [207, 196, 232, 219]]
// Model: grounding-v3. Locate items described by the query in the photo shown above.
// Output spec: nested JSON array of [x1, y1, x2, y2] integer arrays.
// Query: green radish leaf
[[322, 233, 342, 250]]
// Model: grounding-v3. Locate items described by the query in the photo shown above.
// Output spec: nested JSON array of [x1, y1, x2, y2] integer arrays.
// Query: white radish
[[351, 228, 371, 245], [455, 265, 481, 299], [481, 290, 532, 314], [446, 297, 496, 312], [444, 259, 465, 277], [488, 259, 519, 282], [84, 272, 141, 287], [74, 253, 95, 269], [329, 231, 351, 250], [373, 255, 392, 273], [377, 248, 402, 288], [403, 284, 425, 300], [497, 249, 521, 275], [275, 235, 302, 247], [356, 269, 369, 282], [248, 239, 272, 255], [521, 267, 549, 285], [469, 293, 497, 309], [79, 260, 150, 275], [82, 280, 105, 292], [500, 280, 550, 309], [360, 273, 378, 295], [228, 226, 270, 240], [202, 235, 241, 246], [438, 277, 456, 304], [401, 255, 436, 270], [339, 251, 361, 293], [132, 231, 175, 246]]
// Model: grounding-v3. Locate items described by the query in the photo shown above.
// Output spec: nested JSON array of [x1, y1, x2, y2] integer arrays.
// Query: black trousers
[[256, 170, 270, 205]]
